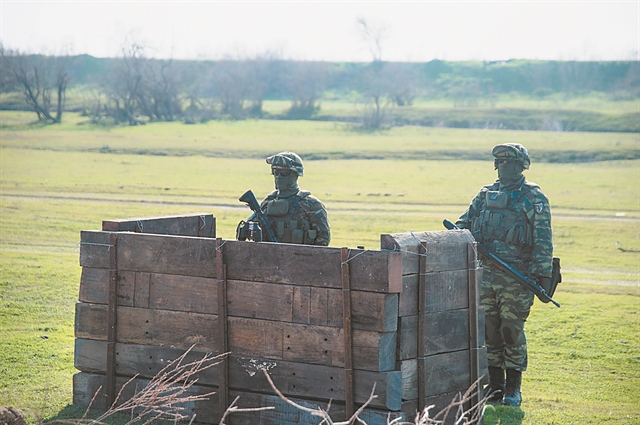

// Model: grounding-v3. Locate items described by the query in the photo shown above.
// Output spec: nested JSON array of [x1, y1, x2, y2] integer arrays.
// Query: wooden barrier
[[73, 214, 486, 424]]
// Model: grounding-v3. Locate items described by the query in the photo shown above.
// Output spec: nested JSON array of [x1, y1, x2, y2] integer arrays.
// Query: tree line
[[1, 42, 638, 128]]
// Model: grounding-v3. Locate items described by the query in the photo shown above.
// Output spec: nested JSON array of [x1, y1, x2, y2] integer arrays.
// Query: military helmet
[[266, 151, 304, 176], [492, 143, 530, 170]]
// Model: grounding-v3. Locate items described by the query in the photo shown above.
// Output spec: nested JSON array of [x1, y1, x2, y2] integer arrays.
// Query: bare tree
[[103, 40, 147, 125], [0, 44, 72, 123], [355, 18, 395, 129], [285, 61, 328, 119], [208, 59, 249, 119], [357, 17, 387, 63]]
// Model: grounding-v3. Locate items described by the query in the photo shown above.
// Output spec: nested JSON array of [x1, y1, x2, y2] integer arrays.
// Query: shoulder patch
[[534, 202, 544, 214]]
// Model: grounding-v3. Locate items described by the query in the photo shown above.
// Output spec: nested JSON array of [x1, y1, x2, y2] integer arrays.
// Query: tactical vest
[[262, 190, 318, 245], [471, 182, 538, 264]]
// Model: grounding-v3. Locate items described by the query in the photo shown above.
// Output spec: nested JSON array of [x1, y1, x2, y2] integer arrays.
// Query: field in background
[[1, 111, 638, 424]]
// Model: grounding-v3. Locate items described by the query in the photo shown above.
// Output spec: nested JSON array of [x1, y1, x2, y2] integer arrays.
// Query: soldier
[[455, 143, 553, 407], [241, 151, 330, 246]]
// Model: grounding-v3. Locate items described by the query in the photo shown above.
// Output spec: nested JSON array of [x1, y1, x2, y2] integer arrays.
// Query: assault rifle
[[236, 190, 279, 243], [443, 219, 560, 307]]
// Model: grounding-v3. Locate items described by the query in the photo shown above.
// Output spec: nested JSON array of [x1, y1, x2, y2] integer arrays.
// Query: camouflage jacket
[[456, 179, 553, 277], [260, 189, 330, 246]]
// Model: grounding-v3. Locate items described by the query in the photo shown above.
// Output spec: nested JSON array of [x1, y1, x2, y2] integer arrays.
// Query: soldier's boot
[[485, 366, 505, 403], [502, 369, 522, 407]]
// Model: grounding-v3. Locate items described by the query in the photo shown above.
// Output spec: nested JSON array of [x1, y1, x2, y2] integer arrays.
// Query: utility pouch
[[305, 229, 317, 244], [266, 199, 289, 216], [547, 257, 562, 297], [485, 191, 508, 209], [291, 229, 303, 244]]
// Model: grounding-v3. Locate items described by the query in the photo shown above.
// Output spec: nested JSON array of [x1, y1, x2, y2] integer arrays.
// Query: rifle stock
[[443, 219, 560, 307]]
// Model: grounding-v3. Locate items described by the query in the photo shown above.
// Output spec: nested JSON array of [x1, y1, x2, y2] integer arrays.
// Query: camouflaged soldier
[[456, 143, 553, 407], [256, 151, 330, 246]]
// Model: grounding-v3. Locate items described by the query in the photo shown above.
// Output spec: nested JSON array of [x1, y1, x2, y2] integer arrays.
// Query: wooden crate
[[73, 215, 486, 424]]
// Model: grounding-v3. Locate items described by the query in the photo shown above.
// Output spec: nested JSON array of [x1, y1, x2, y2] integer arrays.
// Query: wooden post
[[341, 247, 354, 418], [467, 241, 481, 408], [417, 242, 427, 412], [105, 232, 118, 407], [216, 238, 229, 420]]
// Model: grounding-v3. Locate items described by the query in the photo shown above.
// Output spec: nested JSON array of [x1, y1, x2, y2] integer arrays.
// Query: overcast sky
[[1, 1, 638, 62]]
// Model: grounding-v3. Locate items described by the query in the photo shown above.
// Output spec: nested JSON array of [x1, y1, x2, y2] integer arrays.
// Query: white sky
[[1, 1, 639, 62]]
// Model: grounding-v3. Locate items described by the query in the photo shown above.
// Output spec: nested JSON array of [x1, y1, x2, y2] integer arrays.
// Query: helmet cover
[[492, 143, 531, 170], [266, 151, 304, 176]]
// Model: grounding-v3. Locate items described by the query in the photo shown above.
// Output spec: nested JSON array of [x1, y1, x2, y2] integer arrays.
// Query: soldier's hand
[[537, 276, 553, 300]]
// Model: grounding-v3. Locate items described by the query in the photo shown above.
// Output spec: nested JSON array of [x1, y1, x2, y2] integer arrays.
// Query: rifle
[[443, 219, 560, 307], [236, 190, 279, 243]]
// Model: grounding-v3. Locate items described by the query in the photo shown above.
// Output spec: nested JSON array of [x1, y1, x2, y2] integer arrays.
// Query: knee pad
[[500, 319, 526, 347], [485, 315, 503, 346]]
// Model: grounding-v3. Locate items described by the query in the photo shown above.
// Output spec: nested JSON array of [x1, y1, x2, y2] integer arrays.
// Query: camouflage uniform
[[258, 152, 330, 246], [456, 143, 553, 406]]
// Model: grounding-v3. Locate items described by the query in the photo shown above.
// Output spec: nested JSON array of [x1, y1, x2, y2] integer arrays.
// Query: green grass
[[1, 111, 638, 424]]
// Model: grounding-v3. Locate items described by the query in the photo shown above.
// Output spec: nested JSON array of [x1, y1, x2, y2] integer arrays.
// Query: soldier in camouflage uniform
[[456, 143, 553, 407], [252, 151, 330, 246]]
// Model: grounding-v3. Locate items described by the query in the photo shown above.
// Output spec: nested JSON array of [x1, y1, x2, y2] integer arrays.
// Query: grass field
[[1, 111, 638, 424]]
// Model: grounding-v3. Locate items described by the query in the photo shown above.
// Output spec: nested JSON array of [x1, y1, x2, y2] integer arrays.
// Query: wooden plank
[[401, 390, 477, 425], [73, 339, 402, 410], [216, 237, 229, 420], [73, 372, 218, 420], [423, 269, 469, 312], [399, 310, 471, 360], [467, 241, 481, 409], [417, 242, 426, 411], [116, 232, 218, 278], [79, 231, 115, 269], [105, 233, 117, 407], [79, 271, 397, 332], [75, 302, 219, 351], [79, 267, 110, 304], [75, 303, 396, 372], [380, 230, 473, 275], [224, 240, 402, 293], [401, 348, 488, 400], [397, 270, 469, 317], [398, 274, 418, 317], [73, 372, 404, 425], [102, 213, 215, 238], [341, 247, 354, 417]]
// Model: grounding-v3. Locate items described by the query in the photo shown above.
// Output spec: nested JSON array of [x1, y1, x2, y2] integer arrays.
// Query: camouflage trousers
[[481, 265, 535, 371]]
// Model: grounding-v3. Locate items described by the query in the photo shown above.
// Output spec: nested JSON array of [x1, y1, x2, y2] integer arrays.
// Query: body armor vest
[[471, 182, 537, 266], [262, 190, 317, 245]]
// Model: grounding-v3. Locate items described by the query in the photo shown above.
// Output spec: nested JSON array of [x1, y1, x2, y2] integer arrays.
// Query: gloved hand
[[537, 275, 553, 301]]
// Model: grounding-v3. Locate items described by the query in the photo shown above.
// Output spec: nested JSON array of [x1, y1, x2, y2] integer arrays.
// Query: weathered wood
[[399, 310, 471, 360], [467, 241, 481, 409], [105, 233, 117, 407], [401, 390, 478, 425], [341, 247, 354, 417], [79, 231, 116, 269], [380, 230, 473, 275], [116, 232, 218, 278], [79, 271, 398, 332], [398, 269, 469, 317], [401, 348, 488, 400], [73, 339, 402, 410], [75, 303, 396, 372], [417, 242, 426, 411], [73, 372, 218, 420], [102, 213, 215, 238], [398, 274, 418, 317], [73, 372, 405, 424], [224, 240, 402, 293], [216, 238, 229, 420]]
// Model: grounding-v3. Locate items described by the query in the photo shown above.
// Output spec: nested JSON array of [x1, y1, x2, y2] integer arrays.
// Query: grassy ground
[[0, 111, 638, 424]]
